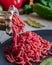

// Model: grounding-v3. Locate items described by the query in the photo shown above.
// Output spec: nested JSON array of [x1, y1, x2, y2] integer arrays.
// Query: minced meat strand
[[4, 13, 52, 65]]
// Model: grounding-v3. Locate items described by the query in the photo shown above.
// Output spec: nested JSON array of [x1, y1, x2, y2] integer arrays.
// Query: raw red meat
[[4, 13, 52, 65]]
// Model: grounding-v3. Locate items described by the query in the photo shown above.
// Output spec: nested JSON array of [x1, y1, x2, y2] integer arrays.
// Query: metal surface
[[0, 5, 19, 35]]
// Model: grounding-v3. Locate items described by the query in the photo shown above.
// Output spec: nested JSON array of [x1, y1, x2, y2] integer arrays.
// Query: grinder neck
[[0, 5, 19, 36]]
